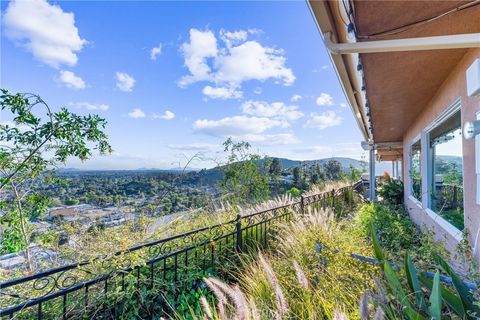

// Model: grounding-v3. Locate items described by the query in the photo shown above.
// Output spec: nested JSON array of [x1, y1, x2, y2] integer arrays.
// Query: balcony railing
[[0, 185, 359, 319]]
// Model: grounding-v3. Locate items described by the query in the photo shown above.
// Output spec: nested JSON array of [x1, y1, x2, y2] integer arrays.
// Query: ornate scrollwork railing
[[0, 185, 356, 319]]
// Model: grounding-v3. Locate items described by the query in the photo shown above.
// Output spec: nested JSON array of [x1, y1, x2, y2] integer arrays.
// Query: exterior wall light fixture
[[464, 120, 480, 140]]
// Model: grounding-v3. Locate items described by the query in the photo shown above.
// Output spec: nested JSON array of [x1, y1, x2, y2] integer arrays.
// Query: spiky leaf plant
[[370, 226, 479, 319]]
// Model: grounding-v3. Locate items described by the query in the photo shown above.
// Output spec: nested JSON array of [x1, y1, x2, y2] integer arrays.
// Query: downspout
[[323, 32, 480, 55]]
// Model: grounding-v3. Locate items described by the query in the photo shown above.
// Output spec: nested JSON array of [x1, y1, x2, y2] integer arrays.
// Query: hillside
[[265, 157, 366, 171]]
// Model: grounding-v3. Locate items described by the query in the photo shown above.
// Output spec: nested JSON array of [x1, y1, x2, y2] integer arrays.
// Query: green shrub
[[370, 225, 479, 319], [286, 187, 301, 197], [356, 203, 448, 266], [378, 177, 404, 205]]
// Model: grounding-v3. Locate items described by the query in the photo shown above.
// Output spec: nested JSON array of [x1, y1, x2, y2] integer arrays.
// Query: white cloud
[[150, 43, 162, 60], [241, 100, 303, 121], [152, 110, 175, 121], [64, 153, 172, 170], [179, 29, 218, 87], [128, 108, 145, 119], [292, 143, 363, 160], [253, 87, 262, 95], [214, 40, 295, 86], [115, 72, 135, 92], [305, 111, 343, 129], [68, 101, 109, 111], [179, 28, 295, 99], [316, 93, 334, 106], [312, 65, 330, 73], [340, 102, 348, 108], [193, 115, 288, 137], [168, 143, 217, 151], [240, 133, 300, 146], [293, 146, 333, 154], [202, 85, 242, 100], [3, 0, 86, 68], [219, 29, 248, 48], [57, 70, 86, 90], [291, 94, 302, 102]]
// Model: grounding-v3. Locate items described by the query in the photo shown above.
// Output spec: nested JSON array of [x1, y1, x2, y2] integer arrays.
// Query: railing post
[[235, 214, 242, 253], [332, 189, 335, 209], [453, 185, 458, 209], [300, 195, 305, 215]]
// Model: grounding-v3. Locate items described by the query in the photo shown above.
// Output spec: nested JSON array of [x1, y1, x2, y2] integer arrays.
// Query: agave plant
[[370, 224, 479, 319]]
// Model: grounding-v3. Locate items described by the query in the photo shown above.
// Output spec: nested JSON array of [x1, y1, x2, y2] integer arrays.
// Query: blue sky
[[0, 0, 365, 170]]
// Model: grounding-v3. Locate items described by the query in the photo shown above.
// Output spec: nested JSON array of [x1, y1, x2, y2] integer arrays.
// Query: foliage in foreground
[[378, 173, 404, 205], [190, 208, 377, 319], [369, 225, 479, 319], [356, 203, 448, 267], [0, 90, 112, 270], [220, 138, 271, 205]]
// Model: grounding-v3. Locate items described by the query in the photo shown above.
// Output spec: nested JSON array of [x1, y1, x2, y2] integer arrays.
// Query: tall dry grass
[[190, 207, 378, 319]]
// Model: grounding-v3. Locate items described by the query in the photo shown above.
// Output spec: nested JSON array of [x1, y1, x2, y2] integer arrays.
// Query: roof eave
[[307, 0, 371, 142]]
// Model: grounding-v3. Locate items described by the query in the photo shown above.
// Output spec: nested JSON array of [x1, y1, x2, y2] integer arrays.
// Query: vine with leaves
[[0, 89, 112, 271]]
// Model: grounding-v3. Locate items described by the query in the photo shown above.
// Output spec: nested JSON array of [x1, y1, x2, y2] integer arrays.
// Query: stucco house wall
[[402, 48, 480, 265]]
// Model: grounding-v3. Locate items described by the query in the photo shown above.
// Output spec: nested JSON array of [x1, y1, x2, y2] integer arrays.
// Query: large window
[[409, 139, 422, 201], [428, 110, 463, 230]]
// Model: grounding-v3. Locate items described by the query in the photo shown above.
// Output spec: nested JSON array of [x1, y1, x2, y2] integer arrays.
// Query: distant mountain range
[[59, 157, 366, 173], [266, 157, 366, 171], [437, 155, 463, 168]]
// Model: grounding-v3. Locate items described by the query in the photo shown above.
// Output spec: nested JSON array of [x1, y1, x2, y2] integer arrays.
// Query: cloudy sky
[[0, 0, 366, 170]]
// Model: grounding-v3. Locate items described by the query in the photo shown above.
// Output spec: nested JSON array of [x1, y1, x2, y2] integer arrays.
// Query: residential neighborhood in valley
[[1, 0, 479, 318]]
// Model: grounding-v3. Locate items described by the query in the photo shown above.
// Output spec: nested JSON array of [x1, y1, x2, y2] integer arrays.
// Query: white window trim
[[425, 208, 463, 242], [476, 111, 480, 204], [424, 98, 462, 133], [408, 195, 423, 208], [423, 98, 463, 233], [407, 134, 422, 203]]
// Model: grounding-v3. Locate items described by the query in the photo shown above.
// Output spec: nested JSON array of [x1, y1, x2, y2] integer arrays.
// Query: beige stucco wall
[[403, 48, 480, 266]]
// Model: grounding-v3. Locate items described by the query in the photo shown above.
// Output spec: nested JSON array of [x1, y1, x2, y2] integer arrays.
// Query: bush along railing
[[0, 185, 357, 319]]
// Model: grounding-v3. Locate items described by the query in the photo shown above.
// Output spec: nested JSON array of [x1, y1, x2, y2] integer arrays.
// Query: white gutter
[[324, 32, 480, 54]]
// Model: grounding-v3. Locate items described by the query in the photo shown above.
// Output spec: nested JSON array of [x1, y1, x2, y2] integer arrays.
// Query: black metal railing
[[0, 185, 356, 319]]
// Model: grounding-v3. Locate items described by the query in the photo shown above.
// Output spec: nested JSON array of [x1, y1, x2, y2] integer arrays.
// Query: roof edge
[[307, 0, 371, 142]]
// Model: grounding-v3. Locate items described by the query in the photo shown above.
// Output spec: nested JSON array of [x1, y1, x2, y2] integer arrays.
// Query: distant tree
[[64, 198, 80, 206], [0, 90, 112, 270], [287, 187, 302, 197], [220, 138, 270, 205], [293, 166, 302, 187], [349, 165, 363, 182], [309, 163, 325, 185], [323, 160, 342, 181], [269, 158, 282, 178]]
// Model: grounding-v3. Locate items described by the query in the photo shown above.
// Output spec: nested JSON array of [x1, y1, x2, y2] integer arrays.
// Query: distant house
[[310, 2, 479, 262], [279, 175, 294, 184], [48, 204, 91, 220]]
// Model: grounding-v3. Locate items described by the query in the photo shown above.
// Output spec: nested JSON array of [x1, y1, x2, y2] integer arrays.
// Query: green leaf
[[404, 306, 427, 320], [434, 253, 477, 314], [419, 273, 465, 317], [371, 223, 384, 266], [384, 261, 426, 319], [384, 262, 409, 306], [405, 253, 426, 311], [428, 271, 442, 320]]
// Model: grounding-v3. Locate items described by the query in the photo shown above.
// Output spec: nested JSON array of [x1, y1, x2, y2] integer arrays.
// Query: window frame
[[424, 98, 463, 210], [408, 135, 422, 205], [422, 98, 464, 238]]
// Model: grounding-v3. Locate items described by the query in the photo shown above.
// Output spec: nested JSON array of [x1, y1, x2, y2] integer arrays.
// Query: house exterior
[[309, 1, 480, 263]]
